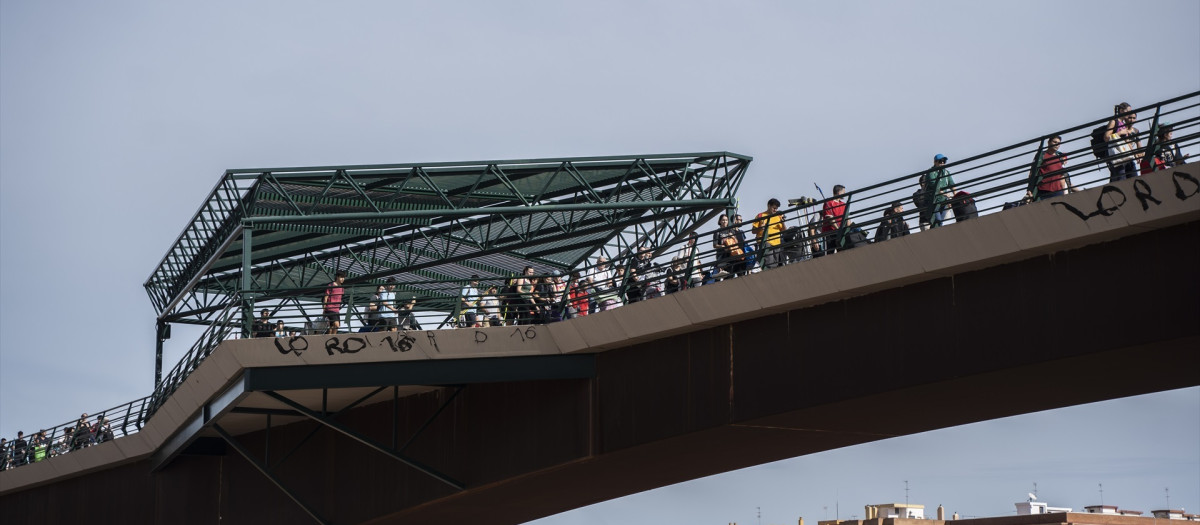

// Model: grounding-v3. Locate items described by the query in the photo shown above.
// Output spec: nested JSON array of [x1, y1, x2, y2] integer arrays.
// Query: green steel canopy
[[145, 152, 751, 324]]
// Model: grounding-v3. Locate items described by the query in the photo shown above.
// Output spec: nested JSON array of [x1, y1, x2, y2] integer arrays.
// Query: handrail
[[0, 396, 149, 470]]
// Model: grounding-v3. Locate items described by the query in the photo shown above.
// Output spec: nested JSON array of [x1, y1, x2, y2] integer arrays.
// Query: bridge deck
[[2, 166, 1198, 525]]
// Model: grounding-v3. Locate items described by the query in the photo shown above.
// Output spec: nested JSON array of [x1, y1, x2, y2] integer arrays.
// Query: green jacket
[[923, 168, 956, 204]]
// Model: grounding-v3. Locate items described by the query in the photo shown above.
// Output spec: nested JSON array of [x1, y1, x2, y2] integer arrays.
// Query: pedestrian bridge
[[2, 166, 1198, 525]]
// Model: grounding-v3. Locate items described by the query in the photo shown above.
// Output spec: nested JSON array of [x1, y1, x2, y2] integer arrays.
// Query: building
[[1015, 500, 1072, 515], [1151, 510, 1194, 520], [865, 504, 926, 519], [815, 498, 1197, 525]]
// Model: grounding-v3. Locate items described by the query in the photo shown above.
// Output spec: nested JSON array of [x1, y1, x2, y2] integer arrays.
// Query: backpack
[[913, 174, 931, 209], [951, 191, 979, 221], [840, 227, 869, 249], [1089, 125, 1109, 161]]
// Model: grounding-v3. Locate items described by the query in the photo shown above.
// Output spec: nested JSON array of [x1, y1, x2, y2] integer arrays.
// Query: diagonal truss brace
[[264, 386, 388, 471], [214, 423, 330, 525], [263, 390, 465, 491]]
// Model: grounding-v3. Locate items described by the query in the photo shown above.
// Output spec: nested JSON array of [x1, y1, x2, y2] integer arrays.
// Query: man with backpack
[[1091, 103, 1141, 182], [921, 154, 957, 229]]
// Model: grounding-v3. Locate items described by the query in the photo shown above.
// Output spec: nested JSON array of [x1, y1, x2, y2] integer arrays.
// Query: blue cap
[[934, 154, 948, 162]]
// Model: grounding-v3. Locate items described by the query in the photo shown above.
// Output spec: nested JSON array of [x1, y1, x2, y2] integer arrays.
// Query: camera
[[788, 196, 817, 206]]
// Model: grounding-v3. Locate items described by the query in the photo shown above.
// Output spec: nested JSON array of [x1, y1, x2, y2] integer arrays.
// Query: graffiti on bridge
[[1053, 169, 1197, 222]]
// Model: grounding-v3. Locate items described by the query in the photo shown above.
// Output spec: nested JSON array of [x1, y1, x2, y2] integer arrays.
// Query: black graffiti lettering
[[1053, 185, 1127, 221], [1132, 179, 1161, 211], [474, 330, 488, 343], [396, 334, 415, 352], [324, 336, 368, 355], [341, 337, 366, 354], [1051, 201, 1093, 221], [426, 331, 440, 353], [508, 327, 536, 341], [274, 336, 308, 356], [380, 334, 415, 352], [1096, 185, 1126, 216], [380, 334, 416, 352], [1173, 170, 1199, 200]]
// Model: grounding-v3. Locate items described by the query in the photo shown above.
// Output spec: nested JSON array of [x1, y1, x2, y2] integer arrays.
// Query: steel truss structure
[[144, 152, 749, 376]]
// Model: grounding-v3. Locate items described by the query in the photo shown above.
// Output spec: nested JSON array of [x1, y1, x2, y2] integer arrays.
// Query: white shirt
[[380, 290, 397, 318], [460, 285, 480, 309], [480, 295, 499, 317]]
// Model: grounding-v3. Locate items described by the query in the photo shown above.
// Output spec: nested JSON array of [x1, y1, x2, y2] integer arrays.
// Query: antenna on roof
[[1166, 487, 1170, 510], [1099, 483, 1104, 505], [1033, 482, 1038, 499], [905, 480, 910, 505]]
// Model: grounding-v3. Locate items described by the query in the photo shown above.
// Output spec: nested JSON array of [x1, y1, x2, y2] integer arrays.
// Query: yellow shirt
[[753, 212, 785, 246]]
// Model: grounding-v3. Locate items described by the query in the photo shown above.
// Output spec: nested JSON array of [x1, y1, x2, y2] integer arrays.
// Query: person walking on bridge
[[874, 201, 911, 242], [821, 185, 847, 254], [921, 154, 956, 229], [753, 198, 786, 269], [322, 271, 347, 334], [1029, 135, 1075, 201]]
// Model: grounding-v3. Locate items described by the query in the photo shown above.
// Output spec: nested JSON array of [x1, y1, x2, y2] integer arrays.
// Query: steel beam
[[263, 391, 465, 491], [242, 198, 734, 226], [399, 386, 463, 453], [214, 424, 329, 525], [267, 385, 388, 471]]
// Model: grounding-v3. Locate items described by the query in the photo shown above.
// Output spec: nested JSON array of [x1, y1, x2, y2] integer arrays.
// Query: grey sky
[[2, 0, 1197, 523]]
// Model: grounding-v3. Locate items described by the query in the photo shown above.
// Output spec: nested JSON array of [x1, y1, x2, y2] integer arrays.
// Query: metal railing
[[0, 396, 150, 470], [5, 91, 1198, 466], [145, 302, 242, 417]]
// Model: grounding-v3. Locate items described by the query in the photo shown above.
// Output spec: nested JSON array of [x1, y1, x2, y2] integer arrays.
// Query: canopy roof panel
[[146, 152, 751, 323]]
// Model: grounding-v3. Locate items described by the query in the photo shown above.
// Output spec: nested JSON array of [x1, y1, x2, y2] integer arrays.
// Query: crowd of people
[[282, 104, 1192, 333], [444, 193, 897, 328], [1, 413, 114, 471], [234, 102, 1192, 337], [441, 103, 1190, 328]]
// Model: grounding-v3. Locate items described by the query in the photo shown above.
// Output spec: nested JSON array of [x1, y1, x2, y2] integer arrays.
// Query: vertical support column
[[241, 226, 255, 338], [154, 320, 169, 387]]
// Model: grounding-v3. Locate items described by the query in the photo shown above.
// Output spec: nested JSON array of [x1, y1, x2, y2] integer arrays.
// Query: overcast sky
[[1, 1, 1197, 523]]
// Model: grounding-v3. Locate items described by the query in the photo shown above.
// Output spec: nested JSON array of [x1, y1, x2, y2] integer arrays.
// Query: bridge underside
[[3, 169, 1198, 525]]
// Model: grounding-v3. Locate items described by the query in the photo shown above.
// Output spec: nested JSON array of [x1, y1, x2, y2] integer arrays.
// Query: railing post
[[555, 274, 573, 319], [834, 194, 854, 251], [1143, 106, 1162, 172], [343, 286, 354, 334], [154, 320, 166, 387], [441, 281, 462, 329], [240, 226, 255, 338], [1028, 138, 1047, 201], [684, 236, 698, 287]]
